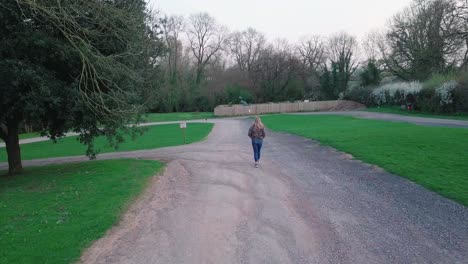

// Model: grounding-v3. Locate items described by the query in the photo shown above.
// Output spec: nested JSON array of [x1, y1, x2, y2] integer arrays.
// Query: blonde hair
[[254, 117, 264, 129]]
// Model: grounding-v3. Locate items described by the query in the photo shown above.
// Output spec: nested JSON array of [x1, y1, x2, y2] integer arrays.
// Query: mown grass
[[18, 132, 42, 140], [144, 112, 214, 122], [0, 159, 163, 264], [262, 114, 468, 206], [365, 106, 468, 120], [7, 113, 213, 142], [0, 123, 213, 162]]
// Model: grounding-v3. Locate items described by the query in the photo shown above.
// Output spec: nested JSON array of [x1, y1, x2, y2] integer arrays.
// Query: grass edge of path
[[262, 114, 468, 206], [364, 106, 468, 120], [0, 158, 164, 264], [0, 123, 214, 162]]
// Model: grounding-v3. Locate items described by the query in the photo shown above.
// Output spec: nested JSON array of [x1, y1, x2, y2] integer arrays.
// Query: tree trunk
[[5, 120, 22, 175]]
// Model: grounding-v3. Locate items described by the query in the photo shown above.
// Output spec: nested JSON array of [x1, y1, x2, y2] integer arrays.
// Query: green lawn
[[8, 113, 213, 142], [366, 106, 468, 120], [19, 132, 42, 140], [0, 159, 162, 264], [0, 123, 213, 162], [262, 115, 468, 206], [144, 112, 214, 122]]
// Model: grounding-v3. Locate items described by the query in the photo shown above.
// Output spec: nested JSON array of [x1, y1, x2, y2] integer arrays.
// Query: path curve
[[71, 119, 466, 264], [1, 119, 467, 263], [2, 111, 466, 148]]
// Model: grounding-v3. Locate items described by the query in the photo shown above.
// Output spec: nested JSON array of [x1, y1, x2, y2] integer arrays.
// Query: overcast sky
[[147, 0, 413, 42]]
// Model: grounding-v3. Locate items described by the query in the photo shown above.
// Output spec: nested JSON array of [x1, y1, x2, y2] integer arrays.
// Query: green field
[[365, 106, 468, 120], [262, 115, 468, 206], [0, 159, 162, 264], [0, 123, 213, 162], [144, 112, 214, 122], [19, 132, 42, 140]]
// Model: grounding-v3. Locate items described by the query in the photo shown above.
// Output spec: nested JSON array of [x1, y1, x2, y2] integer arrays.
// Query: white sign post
[[180, 122, 187, 144]]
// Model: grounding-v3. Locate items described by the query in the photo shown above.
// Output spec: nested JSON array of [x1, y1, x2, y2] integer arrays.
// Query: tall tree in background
[[187, 13, 227, 84], [229, 28, 266, 73], [0, 0, 165, 174], [454, 0, 468, 68], [383, 0, 466, 80], [297, 35, 326, 98], [162, 15, 184, 83], [362, 30, 383, 62], [324, 32, 359, 97], [252, 40, 304, 102]]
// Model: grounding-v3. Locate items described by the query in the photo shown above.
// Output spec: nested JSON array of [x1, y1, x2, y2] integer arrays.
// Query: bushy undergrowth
[[348, 70, 468, 114], [371, 81, 422, 106]]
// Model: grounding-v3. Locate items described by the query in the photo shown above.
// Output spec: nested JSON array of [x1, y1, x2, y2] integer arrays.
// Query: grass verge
[[19, 132, 42, 140], [0, 159, 163, 264], [144, 112, 214, 122], [365, 106, 468, 120], [0, 123, 213, 162], [262, 114, 468, 206]]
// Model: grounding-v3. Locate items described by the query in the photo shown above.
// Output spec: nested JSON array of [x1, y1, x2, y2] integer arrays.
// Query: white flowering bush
[[435, 80, 457, 106], [371, 81, 423, 105]]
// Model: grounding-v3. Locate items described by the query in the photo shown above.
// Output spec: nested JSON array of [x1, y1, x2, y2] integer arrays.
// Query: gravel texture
[[1, 118, 466, 263]]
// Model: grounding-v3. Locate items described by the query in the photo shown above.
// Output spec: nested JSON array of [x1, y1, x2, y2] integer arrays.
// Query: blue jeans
[[251, 138, 263, 162]]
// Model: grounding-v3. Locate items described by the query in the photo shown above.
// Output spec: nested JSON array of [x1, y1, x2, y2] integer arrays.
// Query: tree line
[[153, 0, 468, 112]]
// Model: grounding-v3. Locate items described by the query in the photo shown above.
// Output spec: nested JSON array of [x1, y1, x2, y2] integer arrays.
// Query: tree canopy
[[0, 0, 165, 174]]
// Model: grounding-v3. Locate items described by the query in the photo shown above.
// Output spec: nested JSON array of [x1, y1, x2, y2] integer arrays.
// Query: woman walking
[[248, 117, 266, 168]]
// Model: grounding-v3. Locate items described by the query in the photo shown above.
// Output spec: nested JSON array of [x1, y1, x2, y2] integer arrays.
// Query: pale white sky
[[148, 0, 413, 42]]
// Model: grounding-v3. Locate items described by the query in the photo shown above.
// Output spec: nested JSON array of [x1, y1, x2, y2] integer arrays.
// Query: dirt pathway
[[1, 118, 467, 263], [72, 119, 467, 264]]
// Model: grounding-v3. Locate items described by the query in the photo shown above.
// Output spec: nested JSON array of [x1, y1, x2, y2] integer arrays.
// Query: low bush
[[343, 86, 376, 106], [454, 70, 468, 112], [371, 81, 422, 106], [422, 72, 458, 90], [350, 70, 468, 115]]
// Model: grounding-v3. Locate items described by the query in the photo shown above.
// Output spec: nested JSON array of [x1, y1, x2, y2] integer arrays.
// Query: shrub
[[416, 87, 439, 112], [368, 71, 468, 114], [360, 60, 381, 87], [423, 72, 457, 90], [344, 86, 375, 106], [371, 81, 422, 106], [225, 84, 254, 104], [435, 81, 457, 112], [454, 70, 468, 112]]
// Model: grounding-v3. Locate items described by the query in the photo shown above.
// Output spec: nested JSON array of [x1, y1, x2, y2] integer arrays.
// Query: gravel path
[[1, 118, 466, 263], [73, 119, 467, 263]]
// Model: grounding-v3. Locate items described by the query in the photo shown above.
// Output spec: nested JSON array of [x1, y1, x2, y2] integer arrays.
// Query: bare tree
[[296, 35, 326, 97], [327, 32, 359, 92], [453, 0, 468, 68], [362, 30, 382, 61], [229, 28, 266, 73], [383, 0, 466, 80], [297, 35, 326, 71], [186, 12, 228, 84], [251, 40, 304, 102], [162, 15, 184, 82]]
